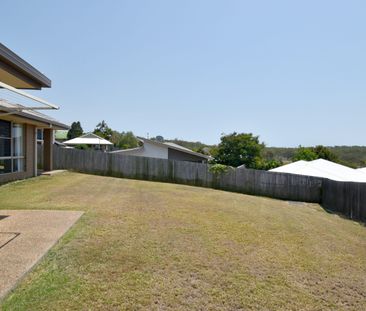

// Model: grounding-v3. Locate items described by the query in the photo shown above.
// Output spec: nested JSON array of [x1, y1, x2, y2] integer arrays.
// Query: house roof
[[0, 100, 69, 130], [137, 137, 211, 160], [111, 137, 211, 160], [64, 133, 113, 145], [0, 43, 51, 89], [357, 167, 366, 174], [270, 159, 366, 182]]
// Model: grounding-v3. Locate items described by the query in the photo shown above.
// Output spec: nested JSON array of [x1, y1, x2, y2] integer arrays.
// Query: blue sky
[[2, 0, 365, 146]]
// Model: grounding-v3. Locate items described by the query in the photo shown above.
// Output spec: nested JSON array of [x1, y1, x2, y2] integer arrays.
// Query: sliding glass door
[[0, 120, 25, 174]]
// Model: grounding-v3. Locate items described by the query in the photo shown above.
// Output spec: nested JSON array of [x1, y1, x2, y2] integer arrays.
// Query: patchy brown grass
[[0, 172, 365, 310]]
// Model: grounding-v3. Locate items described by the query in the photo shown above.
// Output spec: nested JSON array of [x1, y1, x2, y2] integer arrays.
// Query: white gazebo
[[63, 133, 113, 151]]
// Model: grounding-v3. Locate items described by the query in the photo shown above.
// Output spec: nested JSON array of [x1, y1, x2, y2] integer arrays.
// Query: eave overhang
[[0, 43, 51, 89]]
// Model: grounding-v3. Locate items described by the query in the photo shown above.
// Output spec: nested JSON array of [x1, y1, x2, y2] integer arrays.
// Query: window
[[37, 129, 43, 141], [0, 120, 25, 174]]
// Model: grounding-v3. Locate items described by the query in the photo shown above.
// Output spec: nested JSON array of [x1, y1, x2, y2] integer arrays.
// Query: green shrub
[[209, 164, 230, 174], [75, 144, 89, 150]]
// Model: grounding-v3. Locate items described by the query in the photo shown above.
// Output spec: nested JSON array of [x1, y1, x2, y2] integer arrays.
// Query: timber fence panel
[[51, 147, 323, 202], [51, 147, 365, 222], [322, 179, 366, 222]]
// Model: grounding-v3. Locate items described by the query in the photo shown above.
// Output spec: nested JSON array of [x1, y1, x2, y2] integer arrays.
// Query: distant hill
[[330, 146, 366, 168]]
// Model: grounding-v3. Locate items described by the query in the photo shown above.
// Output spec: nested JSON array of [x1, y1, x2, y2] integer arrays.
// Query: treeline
[[153, 139, 366, 169]]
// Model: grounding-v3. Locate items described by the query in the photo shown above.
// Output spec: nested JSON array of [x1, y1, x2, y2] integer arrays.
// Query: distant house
[[270, 159, 366, 182], [0, 43, 68, 183], [111, 137, 210, 163], [63, 133, 113, 151]]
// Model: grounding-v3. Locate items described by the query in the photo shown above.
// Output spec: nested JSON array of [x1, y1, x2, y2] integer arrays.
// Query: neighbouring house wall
[[0, 123, 35, 184], [168, 148, 207, 163], [141, 142, 168, 159], [118, 142, 168, 159]]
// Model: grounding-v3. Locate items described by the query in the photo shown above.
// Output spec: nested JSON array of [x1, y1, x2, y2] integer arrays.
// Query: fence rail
[[46, 146, 366, 222]]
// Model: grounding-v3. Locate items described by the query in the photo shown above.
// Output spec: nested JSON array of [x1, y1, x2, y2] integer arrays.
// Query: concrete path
[[41, 170, 67, 176], [0, 210, 83, 299]]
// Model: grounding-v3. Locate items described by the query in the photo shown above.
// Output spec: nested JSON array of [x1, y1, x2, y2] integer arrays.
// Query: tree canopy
[[292, 145, 339, 162], [292, 146, 318, 161], [212, 132, 265, 168], [93, 120, 113, 140], [67, 121, 83, 140], [313, 145, 339, 162], [110, 131, 140, 149]]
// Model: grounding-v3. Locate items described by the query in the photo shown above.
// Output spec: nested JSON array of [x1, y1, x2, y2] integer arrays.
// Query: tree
[[110, 131, 140, 149], [212, 132, 265, 168], [292, 145, 339, 162], [195, 146, 211, 155], [67, 121, 83, 139], [155, 135, 164, 142], [93, 120, 113, 140], [313, 145, 338, 162], [257, 158, 283, 170], [292, 146, 318, 161]]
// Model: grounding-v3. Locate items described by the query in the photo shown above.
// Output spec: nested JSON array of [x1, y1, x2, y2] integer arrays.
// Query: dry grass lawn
[[0, 172, 365, 310]]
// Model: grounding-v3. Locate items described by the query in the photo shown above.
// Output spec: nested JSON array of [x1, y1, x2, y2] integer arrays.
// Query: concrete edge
[[0, 210, 84, 302]]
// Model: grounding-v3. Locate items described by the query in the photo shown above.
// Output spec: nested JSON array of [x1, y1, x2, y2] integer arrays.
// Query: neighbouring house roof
[[139, 138, 210, 160], [0, 100, 69, 130], [0, 43, 51, 89], [111, 137, 211, 160], [357, 167, 366, 174], [63, 133, 113, 145], [270, 159, 366, 182]]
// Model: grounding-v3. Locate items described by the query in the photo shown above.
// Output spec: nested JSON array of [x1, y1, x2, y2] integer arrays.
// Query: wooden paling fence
[[48, 146, 365, 222], [322, 179, 366, 222]]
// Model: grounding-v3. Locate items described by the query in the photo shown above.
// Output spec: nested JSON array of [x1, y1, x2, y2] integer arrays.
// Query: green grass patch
[[0, 172, 365, 310]]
